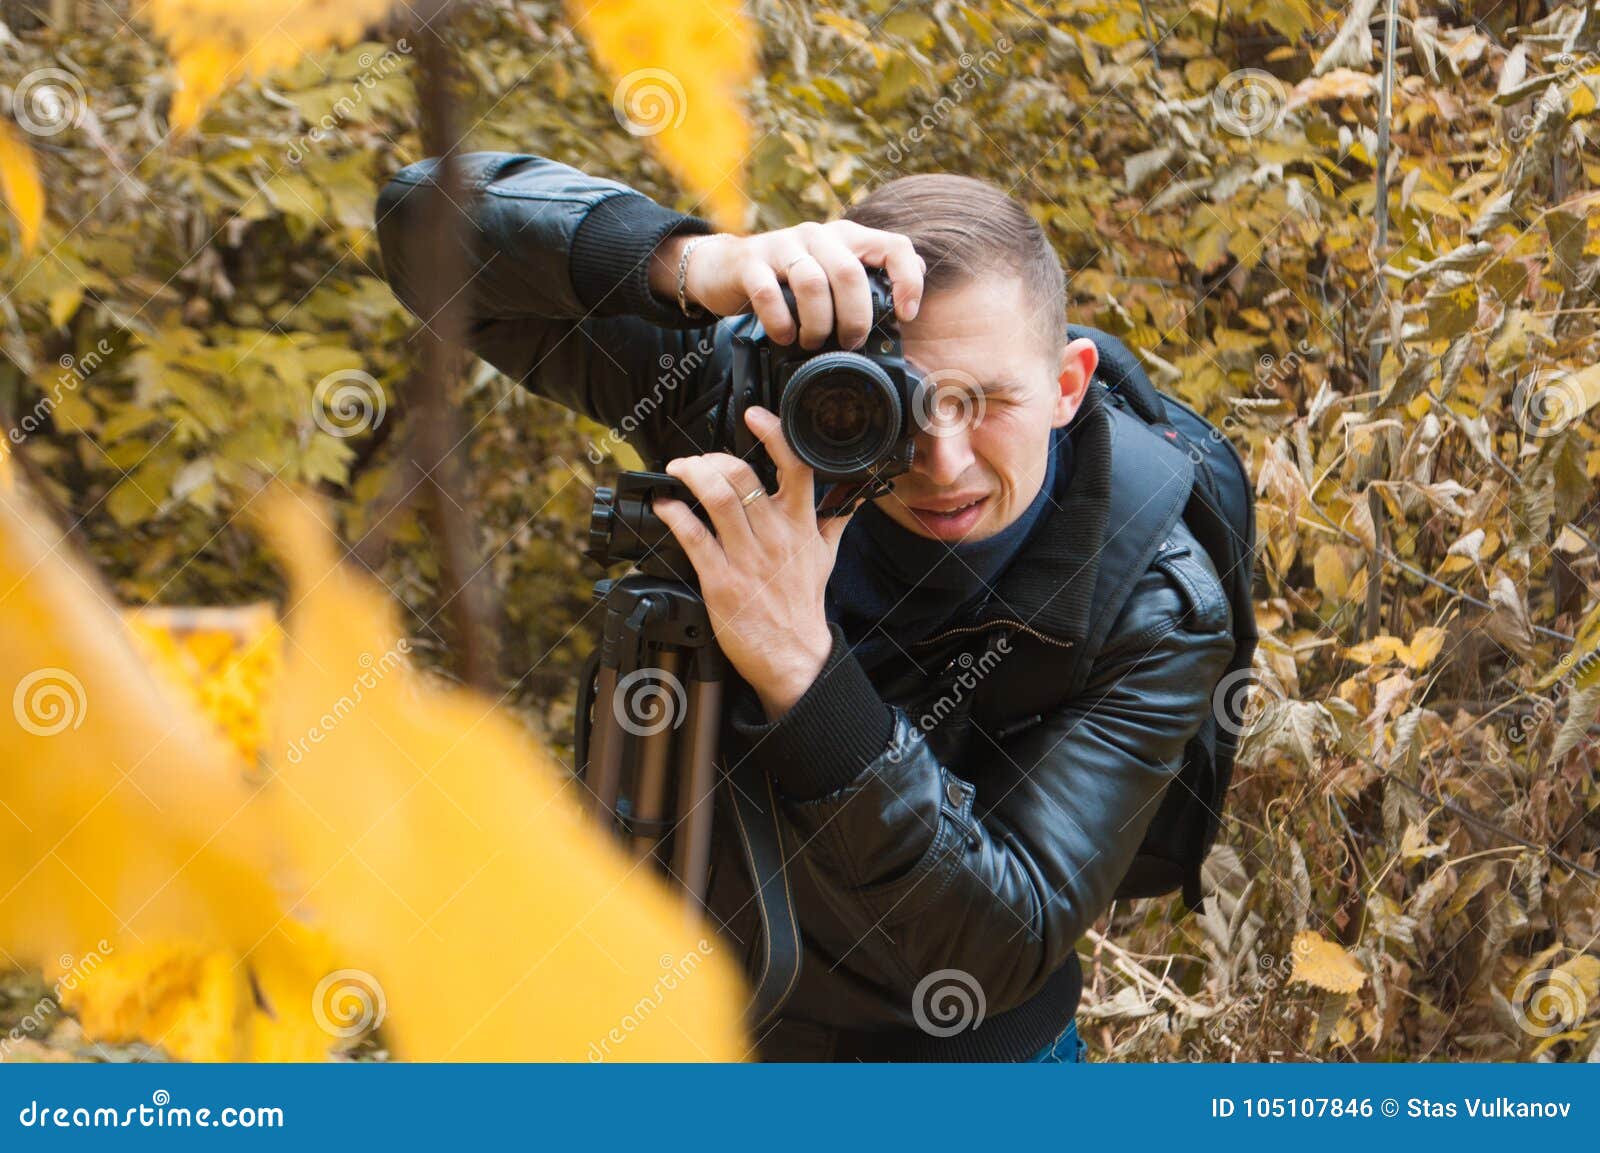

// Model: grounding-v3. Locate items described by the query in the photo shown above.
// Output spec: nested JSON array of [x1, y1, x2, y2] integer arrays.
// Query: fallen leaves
[[1290, 930, 1368, 995], [1342, 627, 1449, 671]]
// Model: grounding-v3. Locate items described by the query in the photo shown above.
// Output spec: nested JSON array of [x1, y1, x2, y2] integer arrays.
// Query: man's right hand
[[648, 222, 925, 351]]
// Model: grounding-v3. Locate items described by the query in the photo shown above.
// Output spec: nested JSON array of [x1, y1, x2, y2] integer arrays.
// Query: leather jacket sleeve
[[374, 152, 719, 465], [729, 523, 1235, 1025]]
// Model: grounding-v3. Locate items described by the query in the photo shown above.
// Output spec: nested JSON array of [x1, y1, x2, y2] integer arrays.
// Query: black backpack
[[1069, 325, 1259, 910]]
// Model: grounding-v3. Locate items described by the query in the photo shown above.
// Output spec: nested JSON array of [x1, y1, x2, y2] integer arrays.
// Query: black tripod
[[575, 468, 884, 911], [575, 472, 725, 910]]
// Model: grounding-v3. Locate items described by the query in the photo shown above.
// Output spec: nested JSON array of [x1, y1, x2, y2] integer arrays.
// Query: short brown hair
[[843, 173, 1066, 354]]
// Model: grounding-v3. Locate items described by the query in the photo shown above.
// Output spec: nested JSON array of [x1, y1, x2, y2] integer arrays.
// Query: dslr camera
[[589, 266, 923, 572], [720, 265, 921, 494]]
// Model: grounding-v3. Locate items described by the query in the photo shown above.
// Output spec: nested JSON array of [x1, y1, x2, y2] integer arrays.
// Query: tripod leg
[[672, 670, 722, 910], [586, 664, 624, 828], [628, 647, 682, 862]]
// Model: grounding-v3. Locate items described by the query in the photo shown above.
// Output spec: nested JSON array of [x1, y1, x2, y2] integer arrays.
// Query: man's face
[[873, 273, 1096, 543]]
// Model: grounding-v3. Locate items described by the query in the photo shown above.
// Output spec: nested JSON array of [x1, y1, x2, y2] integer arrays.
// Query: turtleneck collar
[[826, 426, 1070, 673]]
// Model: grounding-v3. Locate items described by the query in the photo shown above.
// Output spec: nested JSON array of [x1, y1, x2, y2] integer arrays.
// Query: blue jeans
[[1029, 1020, 1087, 1063]]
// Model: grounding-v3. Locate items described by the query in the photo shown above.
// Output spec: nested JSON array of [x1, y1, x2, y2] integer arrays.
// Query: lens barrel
[[779, 352, 904, 475]]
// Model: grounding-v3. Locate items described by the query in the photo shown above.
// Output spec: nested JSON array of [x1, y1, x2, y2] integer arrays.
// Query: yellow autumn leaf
[[141, 0, 399, 132], [0, 478, 285, 958], [1342, 627, 1447, 671], [0, 478, 340, 1060], [258, 488, 748, 1060], [1400, 626, 1448, 670], [570, 0, 756, 230], [58, 923, 337, 1062], [1539, 599, 1600, 692], [1289, 929, 1368, 994], [1556, 953, 1600, 1003], [124, 605, 283, 767], [1312, 543, 1350, 600], [1569, 78, 1597, 119], [2, 475, 747, 1061], [1342, 635, 1408, 666], [0, 120, 44, 253]]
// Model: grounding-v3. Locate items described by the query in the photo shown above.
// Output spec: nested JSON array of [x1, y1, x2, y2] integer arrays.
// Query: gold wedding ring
[[740, 487, 765, 507]]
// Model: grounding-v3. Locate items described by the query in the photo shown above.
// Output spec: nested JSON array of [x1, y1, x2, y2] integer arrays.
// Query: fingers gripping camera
[[723, 267, 921, 503]]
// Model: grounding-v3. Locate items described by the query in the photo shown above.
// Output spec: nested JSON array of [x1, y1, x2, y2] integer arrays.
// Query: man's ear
[[1052, 337, 1098, 427]]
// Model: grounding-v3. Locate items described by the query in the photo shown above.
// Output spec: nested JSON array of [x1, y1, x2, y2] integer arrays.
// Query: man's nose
[[911, 427, 975, 487]]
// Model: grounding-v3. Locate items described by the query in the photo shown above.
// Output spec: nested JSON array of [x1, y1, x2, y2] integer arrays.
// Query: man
[[376, 154, 1235, 1061]]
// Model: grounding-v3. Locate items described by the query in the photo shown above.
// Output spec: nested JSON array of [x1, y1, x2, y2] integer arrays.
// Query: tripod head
[[587, 466, 891, 587], [584, 470, 699, 584]]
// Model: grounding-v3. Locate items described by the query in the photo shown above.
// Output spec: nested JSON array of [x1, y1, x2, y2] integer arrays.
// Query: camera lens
[[780, 353, 902, 475]]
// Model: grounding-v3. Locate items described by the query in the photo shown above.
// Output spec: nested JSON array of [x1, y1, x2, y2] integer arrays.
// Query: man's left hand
[[652, 406, 853, 721]]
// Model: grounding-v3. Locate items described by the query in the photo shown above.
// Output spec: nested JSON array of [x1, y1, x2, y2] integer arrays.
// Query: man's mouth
[[906, 495, 989, 538]]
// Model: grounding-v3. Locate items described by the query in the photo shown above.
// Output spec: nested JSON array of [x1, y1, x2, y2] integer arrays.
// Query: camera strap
[[724, 751, 803, 1037]]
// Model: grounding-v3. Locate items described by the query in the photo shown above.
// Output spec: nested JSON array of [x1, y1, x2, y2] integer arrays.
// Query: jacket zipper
[[911, 618, 1075, 651]]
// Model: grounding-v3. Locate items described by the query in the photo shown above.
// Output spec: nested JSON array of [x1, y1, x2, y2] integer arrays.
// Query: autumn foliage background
[[3, 0, 1600, 1061]]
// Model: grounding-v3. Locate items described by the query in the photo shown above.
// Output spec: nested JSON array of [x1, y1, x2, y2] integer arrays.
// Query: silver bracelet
[[676, 234, 718, 318]]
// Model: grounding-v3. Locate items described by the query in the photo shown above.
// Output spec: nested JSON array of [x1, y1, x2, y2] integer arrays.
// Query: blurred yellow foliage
[[0, 121, 44, 252], [142, 0, 399, 131], [258, 488, 747, 1059], [571, 0, 756, 230], [0, 477, 745, 1061], [124, 605, 283, 768], [58, 924, 337, 1062]]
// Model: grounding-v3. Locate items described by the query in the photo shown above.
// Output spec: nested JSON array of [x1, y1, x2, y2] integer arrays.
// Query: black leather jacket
[[376, 153, 1236, 1061]]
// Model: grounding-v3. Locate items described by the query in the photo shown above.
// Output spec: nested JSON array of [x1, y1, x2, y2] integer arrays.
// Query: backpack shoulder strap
[[1066, 404, 1195, 696], [724, 752, 802, 1034], [1069, 324, 1169, 427]]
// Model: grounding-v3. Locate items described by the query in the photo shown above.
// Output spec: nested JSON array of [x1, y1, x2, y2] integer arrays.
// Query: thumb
[[819, 506, 855, 558]]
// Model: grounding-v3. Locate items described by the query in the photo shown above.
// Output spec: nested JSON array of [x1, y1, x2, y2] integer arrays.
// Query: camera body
[[724, 267, 921, 493], [589, 267, 922, 573]]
